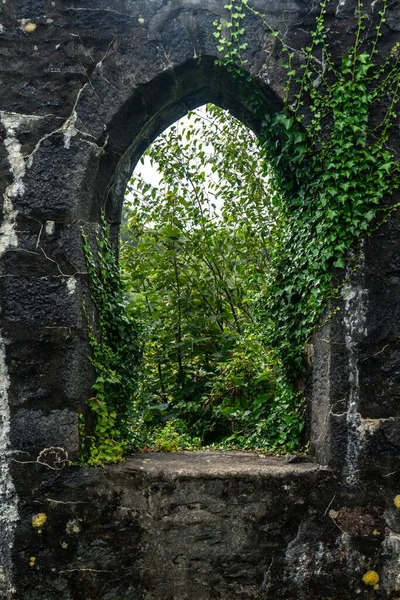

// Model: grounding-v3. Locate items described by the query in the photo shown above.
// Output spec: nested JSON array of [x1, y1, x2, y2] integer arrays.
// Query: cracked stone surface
[[0, 0, 399, 597]]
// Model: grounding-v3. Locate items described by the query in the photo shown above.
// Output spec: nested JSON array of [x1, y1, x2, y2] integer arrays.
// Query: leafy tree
[[121, 104, 301, 449]]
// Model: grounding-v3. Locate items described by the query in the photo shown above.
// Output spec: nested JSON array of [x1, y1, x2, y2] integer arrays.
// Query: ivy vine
[[81, 0, 400, 462], [215, 0, 400, 435], [81, 224, 142, 465]]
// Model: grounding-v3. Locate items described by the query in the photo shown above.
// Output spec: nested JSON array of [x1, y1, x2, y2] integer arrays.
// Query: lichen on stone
[[32, 513, 47, 533], [66, 519, 80, 535], [23, 22, 37, 33], [362, 570, 379, 586]]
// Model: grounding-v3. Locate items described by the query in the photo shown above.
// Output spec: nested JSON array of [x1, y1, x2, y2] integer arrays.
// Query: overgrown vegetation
[[121, 104, 300, 451], [254, 0, 400, 387], [82, 0, 400, 464], [81, 226, 142, 464]]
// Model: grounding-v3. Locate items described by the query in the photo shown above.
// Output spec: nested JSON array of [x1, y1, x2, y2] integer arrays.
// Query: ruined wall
[[0, 0, 399, 598], [12, 452, 400, 600]]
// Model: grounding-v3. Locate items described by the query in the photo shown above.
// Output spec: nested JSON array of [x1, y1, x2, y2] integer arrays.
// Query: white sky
[[134, 154, 162, 187]]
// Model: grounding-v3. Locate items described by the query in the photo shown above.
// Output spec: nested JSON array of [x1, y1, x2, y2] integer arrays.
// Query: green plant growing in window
[[82, 0, 400, 463]]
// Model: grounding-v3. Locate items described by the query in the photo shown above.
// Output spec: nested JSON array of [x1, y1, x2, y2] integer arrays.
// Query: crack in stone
[[23, 83, 88, 166], [11, 446, 69, 471], [44, 498, 88, 505], [23, 41, 115, 165], [335, 0, 348, 17], [66, 6, 135, 19]]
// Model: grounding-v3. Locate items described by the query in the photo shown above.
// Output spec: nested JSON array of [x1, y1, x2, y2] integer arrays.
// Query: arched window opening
[[120, 103, 299, 452]]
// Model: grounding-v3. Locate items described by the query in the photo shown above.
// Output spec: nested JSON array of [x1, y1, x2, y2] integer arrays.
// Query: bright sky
[[134, 154, 162, 187]]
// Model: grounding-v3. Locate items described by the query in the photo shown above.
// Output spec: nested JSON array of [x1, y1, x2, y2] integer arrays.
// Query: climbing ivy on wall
[[81, 225, 142, 465], [82, 0, 400, 463], [215, 0, 400, 432]]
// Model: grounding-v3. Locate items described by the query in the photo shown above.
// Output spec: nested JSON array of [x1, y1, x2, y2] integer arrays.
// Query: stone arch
[[99, 58, 282, 235], [1, 1, 400, 596], [3, 0, 304, 468], [1, 0, 398, 466], [1, 0, 397, 467]]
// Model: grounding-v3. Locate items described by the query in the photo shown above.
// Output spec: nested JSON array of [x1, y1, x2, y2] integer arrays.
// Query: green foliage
[[255, 0, 400, 382], [81, 223, 142, 465], [214, 0, 249, 73], [82, 0, 400, 462], [152, 420, 202, 452], [121, 105, 303, 451], [214, 0, 400, 384]]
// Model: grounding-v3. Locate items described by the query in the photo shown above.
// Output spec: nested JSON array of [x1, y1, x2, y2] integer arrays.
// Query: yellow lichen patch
[[23, 22, 37, 33], [394, 495, 400, 509], [372, 529, 380, 536], [362, 571, 379, 586], [66, 519, 80, 535], [32, 512, 47, 533], [29, 556, 36, 567]]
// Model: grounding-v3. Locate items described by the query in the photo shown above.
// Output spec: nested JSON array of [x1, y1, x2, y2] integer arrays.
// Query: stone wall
[[0, 0, 399, 597], [12, 453, 400, 599]]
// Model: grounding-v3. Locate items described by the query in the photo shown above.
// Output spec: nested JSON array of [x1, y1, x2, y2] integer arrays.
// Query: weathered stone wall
[[0, 0, 399, 597], [12, 453, 400, 599]]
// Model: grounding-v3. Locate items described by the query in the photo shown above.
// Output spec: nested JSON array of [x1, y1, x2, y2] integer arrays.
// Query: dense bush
[[121, 104, 302, 451]]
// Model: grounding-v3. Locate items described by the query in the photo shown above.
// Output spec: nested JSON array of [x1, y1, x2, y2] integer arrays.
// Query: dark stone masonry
[[0, 0, 399, 598]]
